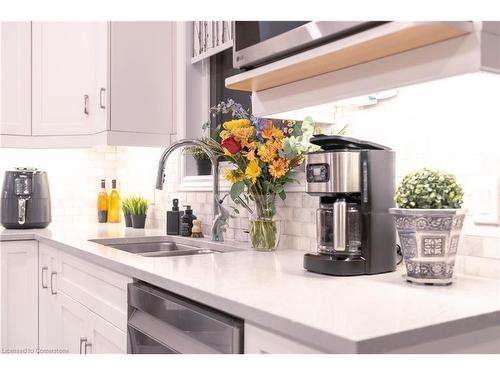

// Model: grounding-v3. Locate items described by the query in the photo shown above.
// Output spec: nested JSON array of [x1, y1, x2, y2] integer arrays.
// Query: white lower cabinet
[[244, 323, 323, 354], [57, 291, 126, 354], [86, 304, 127, 354], [0, 241, 38, 351], [0, 241, 130, 354], [39, 243, 60, 351], [57, 291, 87, 353], [42, 243, 131, 354]]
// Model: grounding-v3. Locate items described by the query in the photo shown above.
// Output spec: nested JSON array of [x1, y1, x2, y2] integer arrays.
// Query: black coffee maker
[[304, 135, 396, 276]]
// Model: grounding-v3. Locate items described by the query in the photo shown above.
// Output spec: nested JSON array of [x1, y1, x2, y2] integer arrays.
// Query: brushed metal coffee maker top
[[306, 151, 361, 194]]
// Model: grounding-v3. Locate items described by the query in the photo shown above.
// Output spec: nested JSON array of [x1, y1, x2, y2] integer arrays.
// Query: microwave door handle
[[18, 198, 26, 225]]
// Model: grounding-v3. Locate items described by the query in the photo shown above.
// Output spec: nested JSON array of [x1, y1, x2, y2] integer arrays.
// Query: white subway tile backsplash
[[1, 76, 500, 279]]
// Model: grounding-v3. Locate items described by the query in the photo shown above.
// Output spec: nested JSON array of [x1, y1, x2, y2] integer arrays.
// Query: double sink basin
[[89, 236, 240, 258]]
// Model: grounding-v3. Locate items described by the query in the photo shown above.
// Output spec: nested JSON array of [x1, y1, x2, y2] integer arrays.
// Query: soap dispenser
[[166, 199, 183, 235], [180, 205, 197, 237]]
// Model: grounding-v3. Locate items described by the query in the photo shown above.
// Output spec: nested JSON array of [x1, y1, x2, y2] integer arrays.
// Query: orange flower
[[262, 125, 284, 140], [268, 140, 283, 155], [269, 158, 290, 179], [258, 143, 278, 163], [242, 141, 257, 161]]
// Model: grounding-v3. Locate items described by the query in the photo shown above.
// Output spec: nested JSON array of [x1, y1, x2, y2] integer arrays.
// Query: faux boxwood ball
[[395, 168, 463, 209]]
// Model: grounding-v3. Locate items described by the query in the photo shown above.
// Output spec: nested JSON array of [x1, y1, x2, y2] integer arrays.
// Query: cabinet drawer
[[244, 323, 323, 354], [57, 251, 132, 332]]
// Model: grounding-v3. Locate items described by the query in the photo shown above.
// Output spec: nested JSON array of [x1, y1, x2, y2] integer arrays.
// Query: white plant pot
[[389, 208, 465, 285]]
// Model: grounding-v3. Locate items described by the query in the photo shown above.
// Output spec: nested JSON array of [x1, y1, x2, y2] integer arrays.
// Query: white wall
[[0, 73, 499, 278], [0, 146, 163, 225]]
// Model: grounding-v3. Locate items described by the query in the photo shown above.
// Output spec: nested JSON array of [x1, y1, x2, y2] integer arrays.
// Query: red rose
[[221, 136, 241, 154]]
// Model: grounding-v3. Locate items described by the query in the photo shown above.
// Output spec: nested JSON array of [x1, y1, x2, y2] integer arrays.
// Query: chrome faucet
[[155, 139, 228, 241]]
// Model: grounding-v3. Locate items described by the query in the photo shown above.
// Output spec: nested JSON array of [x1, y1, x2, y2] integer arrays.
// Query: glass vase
[[249, 193, 281, 251]]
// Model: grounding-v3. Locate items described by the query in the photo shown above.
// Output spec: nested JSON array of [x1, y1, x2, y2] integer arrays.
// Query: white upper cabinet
[[0, 22, 31, 136], [110, 22, 173, 137], [1, 21, 175, 148], [32, 22, 108, 136]]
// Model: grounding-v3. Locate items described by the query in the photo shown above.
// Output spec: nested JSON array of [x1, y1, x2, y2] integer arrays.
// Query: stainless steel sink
[[89, 239, 219, 257]]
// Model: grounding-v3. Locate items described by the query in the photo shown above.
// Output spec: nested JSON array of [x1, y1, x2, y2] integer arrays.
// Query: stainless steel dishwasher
[[127, 281, 244, 354]]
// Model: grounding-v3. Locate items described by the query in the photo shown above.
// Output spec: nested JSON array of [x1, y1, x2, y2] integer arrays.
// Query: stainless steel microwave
[[233, 21, 387, 69]]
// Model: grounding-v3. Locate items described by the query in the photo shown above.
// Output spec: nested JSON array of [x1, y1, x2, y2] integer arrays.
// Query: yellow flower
[[245, 159, 262, 184], [262, 125, 284, 140], [258, 143, 278, 163], [223, 168, 244, 183], [231, 127, 254, 143], [269, 158, 290, 179], [223, 119, 251, 131]]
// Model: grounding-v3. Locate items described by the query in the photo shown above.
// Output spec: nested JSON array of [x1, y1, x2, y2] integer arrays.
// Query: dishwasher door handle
[[128, 310, 220, 354]]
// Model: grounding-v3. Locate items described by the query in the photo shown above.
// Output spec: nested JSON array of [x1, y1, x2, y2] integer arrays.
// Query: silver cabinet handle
[[84, 94, 89, 115], [79, 337, 87, 354], [99, 88, 106, 109], [41, 266, 48, 289], [50, 271, 57, 295], [84, 342, 92, 354]]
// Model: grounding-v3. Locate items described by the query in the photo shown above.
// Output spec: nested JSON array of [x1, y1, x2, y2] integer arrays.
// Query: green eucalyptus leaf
[[230, 181, 245, 202], [278, 190, 286, 200]]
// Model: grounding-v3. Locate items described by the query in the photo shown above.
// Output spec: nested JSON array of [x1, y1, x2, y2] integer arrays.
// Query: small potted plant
[[130, 196, 149, 229], [189, 140, 212, 176], [389, 168, 465, 285], [122, 197, 134, 227]]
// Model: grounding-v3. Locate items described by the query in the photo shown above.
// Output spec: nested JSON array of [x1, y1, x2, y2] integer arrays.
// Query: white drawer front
[[57, 251, 132, 332]]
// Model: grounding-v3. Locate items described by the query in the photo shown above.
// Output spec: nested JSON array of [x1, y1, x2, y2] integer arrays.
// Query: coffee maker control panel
[[306, 164, 329, 183]]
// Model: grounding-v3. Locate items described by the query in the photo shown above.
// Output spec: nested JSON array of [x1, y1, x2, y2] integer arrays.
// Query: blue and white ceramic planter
[[389, 208, 465, 285]]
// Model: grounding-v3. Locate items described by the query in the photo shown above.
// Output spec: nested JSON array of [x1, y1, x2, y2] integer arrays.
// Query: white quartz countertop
[[1, 224, 499, 353]]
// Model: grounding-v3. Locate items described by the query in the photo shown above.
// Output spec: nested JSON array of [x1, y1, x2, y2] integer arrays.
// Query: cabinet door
[[32, 22, 108, 136], [57, 290, 126, 354], [0, 241, 38, 350], [39, 243, 61, 351], [57, 291, 88, 354], [110, 22, 173, 135], [86, 309, 127, 354], [0, 22, 31, 135]]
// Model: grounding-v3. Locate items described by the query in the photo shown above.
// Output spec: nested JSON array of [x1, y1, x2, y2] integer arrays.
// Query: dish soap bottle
[[166, 198, 182, 235], [97, 179, 108, 223], [180, 205, 196, 237], [108, 179, 121, 223]]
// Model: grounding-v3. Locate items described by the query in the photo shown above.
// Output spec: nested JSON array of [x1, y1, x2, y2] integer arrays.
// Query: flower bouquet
[[204, 100, 320, 251]]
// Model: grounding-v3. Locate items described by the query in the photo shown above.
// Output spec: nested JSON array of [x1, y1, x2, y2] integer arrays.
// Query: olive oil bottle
[[97, 179, 108, 223], [108, 179, 121, 223]]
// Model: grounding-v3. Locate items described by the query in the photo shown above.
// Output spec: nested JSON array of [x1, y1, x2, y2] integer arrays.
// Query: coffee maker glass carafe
[[316, 197, 362, 258]]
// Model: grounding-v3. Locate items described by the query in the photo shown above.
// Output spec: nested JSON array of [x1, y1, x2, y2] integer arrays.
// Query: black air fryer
[[1, 167, 52, 229], [303, 135, 396, 276]]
